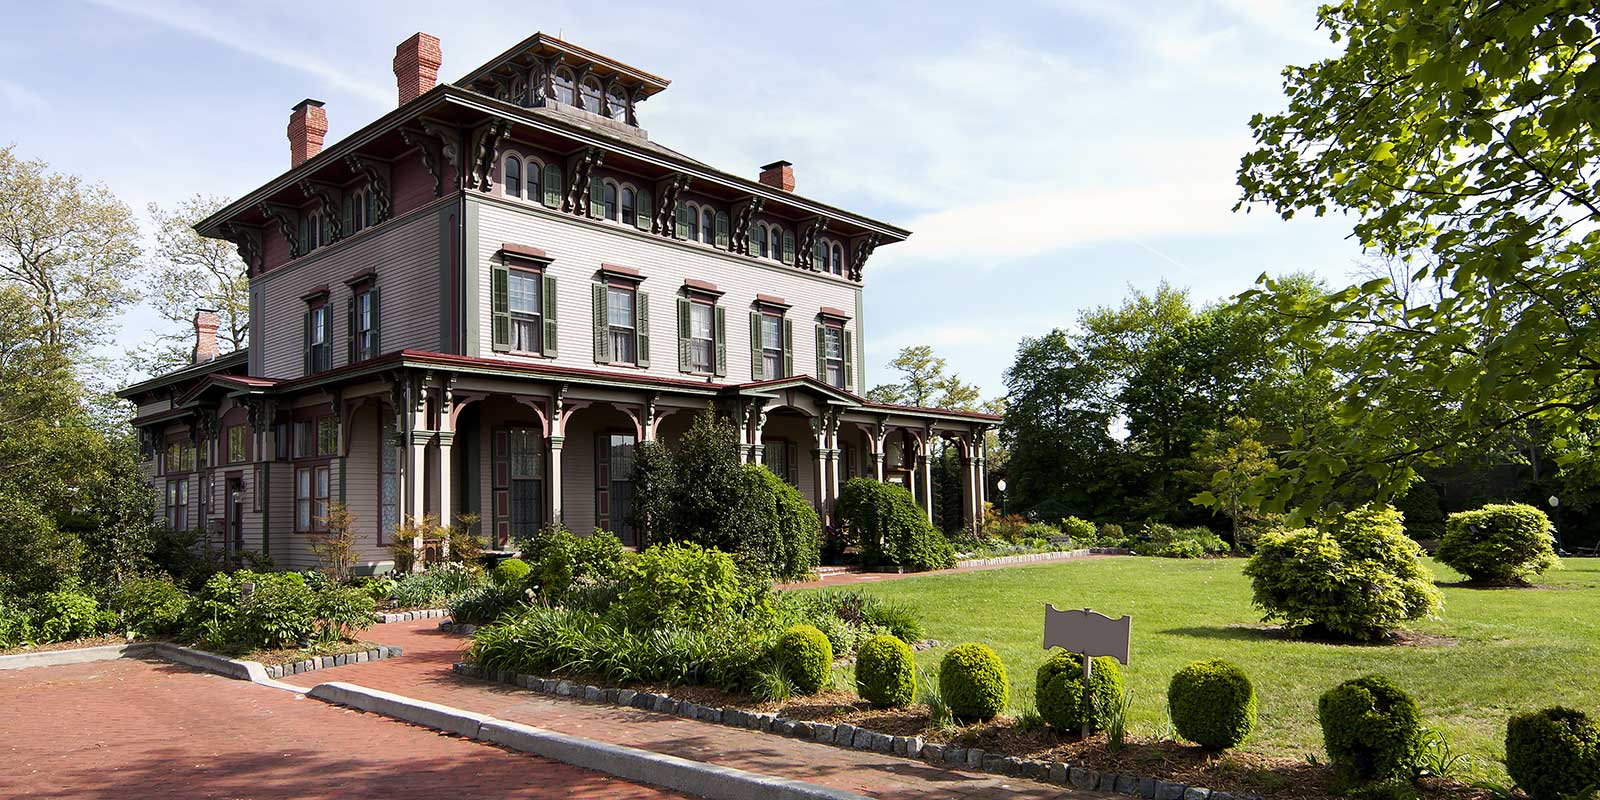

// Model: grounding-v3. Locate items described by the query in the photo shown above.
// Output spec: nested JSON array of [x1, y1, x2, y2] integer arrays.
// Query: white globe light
[[997, 479, 1008, 493], [1549, 495, 1560, 508]]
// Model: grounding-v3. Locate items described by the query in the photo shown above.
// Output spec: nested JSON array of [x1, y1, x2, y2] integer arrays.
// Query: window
[[754, 224, 768, 258], [527, 159, 542, 203], [163, 439, 196, 474], [770, 226, 785, 261], [295, 463, 330, 532], [814, 239, 826, 271], [508, 268, 542, 352], [621, 187, 636, 226], [687, 204, 700, 242], [227, 425, 247, 464], [554, 69, 576, 105], [317, 416, 338, 456], [701, 208, 716, 245], [607, 286, 637, 364], [164, 479, 189, 531], [505, 156, 522, 197], [379, 411, 398, 544], [832, 244, 845, 276], [352, 190, 366, 233], [508, 428, 544, 539], [353, 284, 377, 362], [602, 182, 618, 220], [580, 77, 603, 112], [293, 419, 314, 459], [823, 325, 845, 387], [306, 301, 330, 373], [689, 302, 714, 373], [761, 312, 784, 378], [763, 440, 792, 485], [607, 87, 627, 121]]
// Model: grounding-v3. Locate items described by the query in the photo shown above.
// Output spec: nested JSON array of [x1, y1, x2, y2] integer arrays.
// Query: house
[[118, 32, 999, 571]]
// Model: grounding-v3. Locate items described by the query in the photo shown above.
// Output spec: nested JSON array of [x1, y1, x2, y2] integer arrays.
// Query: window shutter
[[783, 318, 795, 378], [676, 297, 691, 372], [635, 291, 651, 368], [675, 203, 689, 239], [782, 231, 796, 266], [492, 262, 511, 351], [715, 212, 730, 249], [787, 445, 798, 489], [591, 282, 610, 363], [843, 328, 855, 391], [714, 305, 727, 377], [635, 189, 652, 231], [541, 275, 558, 357], [341, 195, 353, 237], [749, 311, 764, 380], [370, 287, 381, 356], [815, 324, 827, 379], [543, 163, 562, 208], [588, 176, 604, 218], [492, 429, 510, 548], [346, 296, 356, 365], [302, 310, 311, 374]]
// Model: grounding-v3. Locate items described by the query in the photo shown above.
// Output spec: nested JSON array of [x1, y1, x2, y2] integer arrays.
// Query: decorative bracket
[[298, 180, 344, 242], [796, 216, 827, 271], [257, 202, 303, 259], [850, 233, 880, 282], [218, 222, 264, 276], [398, 119, 460, 198], [652, 173, 691, 236], [564, 146, 605, 214], [729, 196, 764, 255], [467, 120, 512, 192], [345, 154, 393, 224]]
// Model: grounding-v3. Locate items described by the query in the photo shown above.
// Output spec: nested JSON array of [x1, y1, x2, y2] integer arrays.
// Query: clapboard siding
[[343, 404, 390, 565], [256, 204, 446, 380], [473, 199, 860, 387]]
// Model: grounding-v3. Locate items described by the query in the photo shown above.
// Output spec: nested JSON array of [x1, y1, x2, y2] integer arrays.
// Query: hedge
[[1317, 675, 1422, 782], [1035, 649, 1123, 733], [775, 624, 833, 694], [1505, 706, 1600, 800], [837, 478, 955, 572]]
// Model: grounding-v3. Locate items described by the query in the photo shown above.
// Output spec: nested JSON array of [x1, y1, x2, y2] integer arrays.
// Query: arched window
[[603, 182, 619, 220], [621, 187, 636, 226], [505, 156, 522, 198], [526, 159, 542, 203], [352, 190, 365, 232], [832, 244, 844, 275], [814, 238, 826, 269], [686, 203, 700, 241], [607, 86, 627, 121], [580, 77, 603, 113], [554, 69, 577, 105], [768, 226, 783, 260], [701, 208, 715, 245], [308, 211, 321, 249], [755, 224, 768, 258]]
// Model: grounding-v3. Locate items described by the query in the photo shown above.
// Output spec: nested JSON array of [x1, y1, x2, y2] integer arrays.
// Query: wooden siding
[[342, 402, 390, 566]]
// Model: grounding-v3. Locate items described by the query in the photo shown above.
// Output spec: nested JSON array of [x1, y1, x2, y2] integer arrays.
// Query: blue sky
[[4, 0, 1366, 397]]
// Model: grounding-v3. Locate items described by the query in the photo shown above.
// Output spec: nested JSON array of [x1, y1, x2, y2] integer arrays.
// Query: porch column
[[437, 431, 455, 531], [919, 450, 934, 523], [813, 433, 828, 516], [548, 436, 564, 525], [959, 451, 976, 534], [976, 432, 988, 516], [407, 427, 429, 568]]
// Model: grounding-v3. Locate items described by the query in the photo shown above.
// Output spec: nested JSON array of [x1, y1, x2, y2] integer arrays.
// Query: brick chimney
[[759, 160, 795, 192], [394, 32, 442, 106], [287, 99, 328, 167], [193, 309, 220, 364]]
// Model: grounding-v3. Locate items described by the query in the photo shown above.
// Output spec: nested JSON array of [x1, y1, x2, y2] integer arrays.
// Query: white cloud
[[0, 78, 45, 110]]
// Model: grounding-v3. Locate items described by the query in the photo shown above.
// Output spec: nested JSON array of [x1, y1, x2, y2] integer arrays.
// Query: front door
[[225, 475, 244, 559], [595, 432, 637, 546]]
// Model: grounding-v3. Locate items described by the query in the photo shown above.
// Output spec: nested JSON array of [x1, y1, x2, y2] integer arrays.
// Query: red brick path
[[0, 655, 684, 799], [781, 553, 1122, 589]]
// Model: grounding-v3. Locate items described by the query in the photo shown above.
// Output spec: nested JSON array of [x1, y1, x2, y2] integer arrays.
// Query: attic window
[[580, 77, 603, 113], [554, 69, 576, 105], [607, 86, 627, 121]]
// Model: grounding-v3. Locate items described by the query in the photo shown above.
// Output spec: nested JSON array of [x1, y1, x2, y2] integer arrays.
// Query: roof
[[455, 32, 671, 99], [117, 349, 250, 399]]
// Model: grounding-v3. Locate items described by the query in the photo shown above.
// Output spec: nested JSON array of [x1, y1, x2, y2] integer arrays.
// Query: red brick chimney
[[287, 99, 328, 168], [394, 32, 442, 106], [193, 309, 220, 364], [759, 160, 795, 192]]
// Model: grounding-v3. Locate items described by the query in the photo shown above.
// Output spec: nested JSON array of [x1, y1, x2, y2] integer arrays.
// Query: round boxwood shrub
[[1438, 503, 1559, 585], [1317, 675, 1422, 781], [1168, 659, 1257, 749], [775, 624, 833, 695], [1244, 505, 1442, 640], [939, 642, 1008, 722], [1505, 706, 1600, 800], [1035, 649, 1123, 733], [490, 557, 531, 586], [855, 634, 915, 708], [837, 478, 956, 572]]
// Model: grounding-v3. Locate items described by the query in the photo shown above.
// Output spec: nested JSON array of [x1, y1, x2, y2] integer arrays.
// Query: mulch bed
[[0, 634, 133, 657]]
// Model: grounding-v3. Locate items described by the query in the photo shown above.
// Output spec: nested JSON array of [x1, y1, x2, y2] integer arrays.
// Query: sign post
[[1043, 605, 1132, 738]]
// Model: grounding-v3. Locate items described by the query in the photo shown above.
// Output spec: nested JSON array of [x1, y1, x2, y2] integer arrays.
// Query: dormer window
[[607, 86, 627, 121], [686, 203, 700, 241], [831, 243, 845, 276], [580, 77, 603, 113], [554, 69, 577, 105]]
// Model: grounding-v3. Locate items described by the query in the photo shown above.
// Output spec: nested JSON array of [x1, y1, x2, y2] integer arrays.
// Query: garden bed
[[0, 634, 135, 657]]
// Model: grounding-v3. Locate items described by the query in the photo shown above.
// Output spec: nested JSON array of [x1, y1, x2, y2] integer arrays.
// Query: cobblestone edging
[[952, 547, 1133, 569], [261, 645, 404, 679], [374, 608, 448, 623], [452, 662, 1258, 800], [439, 620, 477, 635]]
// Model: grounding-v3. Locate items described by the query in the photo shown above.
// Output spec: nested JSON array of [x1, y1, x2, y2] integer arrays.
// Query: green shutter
[[749, 311, 764, 380], [346, 296, 356, 364], [541, 274, 558, 357], [588, 176, 604, 218], [492, 262, 510, 351], [782, 230, 796, 266], [676, 297, 691, 372], [714, 305, 726, 377], [843, 328, 854, 391], [675, 202, 689, 239], [715, 212, 730, 249], [543, 163, 562, 207], [635, 189, 652, 231], [341, 195, 353, 237], [591, 282, 610, 363], [815, 324, 826, 379], [636, 290, 651, 368], [370, 287, 381, 356], [302, 310, 312, 374], [783, 318, 794, 378]]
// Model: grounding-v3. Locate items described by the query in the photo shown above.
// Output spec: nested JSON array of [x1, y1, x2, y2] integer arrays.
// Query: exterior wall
[[342, 401, 388, 565], [469, 196, 863, 388], [761, 411, 818, 507]]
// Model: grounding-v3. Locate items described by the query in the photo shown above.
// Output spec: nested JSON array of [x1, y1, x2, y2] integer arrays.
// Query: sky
[[3, 0, 1367, 397]]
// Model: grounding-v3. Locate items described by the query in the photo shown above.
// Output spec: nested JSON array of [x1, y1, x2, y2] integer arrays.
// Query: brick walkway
[[0, 655, 684, 799], [783, 553, 1121, 589], [281, 619, 1100, 799]]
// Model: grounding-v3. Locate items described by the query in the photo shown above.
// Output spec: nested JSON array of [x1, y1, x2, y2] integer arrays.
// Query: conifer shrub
[[1505, 706, 1600, 800], [855, 634, 915, 708], [774, 624, 833, 694], [1438, 503, 1559, 585], [1317, 675, 1422, 782], [1035, 649, 1123, 733], [1168, 659, 1257, 749], [938, 642, 1008, 722]]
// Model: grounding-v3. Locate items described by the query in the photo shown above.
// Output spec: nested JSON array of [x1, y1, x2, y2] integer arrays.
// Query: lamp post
[[1548, 495, 1568, 555], [996, 479, 1007, 516]]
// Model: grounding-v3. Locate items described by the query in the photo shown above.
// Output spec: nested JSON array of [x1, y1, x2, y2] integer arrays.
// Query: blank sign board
[[1043, 605, 1131, 665]]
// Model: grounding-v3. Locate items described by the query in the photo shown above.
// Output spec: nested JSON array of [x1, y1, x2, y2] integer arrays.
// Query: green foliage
[[490, 557, 531, 587], [358, 576, 398, 602], [773, 624, 832, 695], [1096, 523, 1127, 548], [1035, 649, 1124, 734], [838, 478, 955, 572], [238, 576, 318, 649], [1438, 504, 1560, 585], [620, 542, 745, 630], [1059, 516, 1095, 542], [0, 490, 84, 597], [518, 524, 626, 601], [313, 585, 375, 643], [1318, 675, 1423, 783], [733, 464, 822, 580], [1244, 505, 1443, 640], [390, 562, 484, 608], [448, 582, 530, 626], [1188, 417, 1277, 547], [777, 588, 923, 646], [855, 634, 916, 708], [184, 570, 371, 651], [1505, 707, 1600, 800], [1134, 524, 1228, 558], [33, 589, 111, 643], [1395, 482, 1446, 541], [629, 439, 676, 547], [867, 345, 984, 410], [939, 642, 1009, 722], [0, 591, 32, 647], [1168, 659, 1257, 749], [112, 574, 189, 636]]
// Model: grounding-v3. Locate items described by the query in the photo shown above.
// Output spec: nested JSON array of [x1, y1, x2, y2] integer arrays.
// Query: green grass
[[810, 556, 1600, 781]]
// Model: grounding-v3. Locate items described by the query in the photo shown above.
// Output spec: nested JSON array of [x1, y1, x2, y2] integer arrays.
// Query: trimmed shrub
[[1059, 516, 1095, 543], [113, 574, 190, 636], [838, 478, 956, 572], [518, 524, 626, 600], [939, 642, 1008, 722], [1168, 659, 1257, 749], [774, 624, 833, 694], [1245, 505, 1443, 640], [1096, 523, 1128, 549], [1317, 675, 1422, 782], [1438, 503, 1559, 585], [238, 576, 319, 649], [1505, 706, 1600, 800], [855, 634, 915, 708], [620, 542, 744, 630], [1035, 649, 1123, 733], [490, 557, 531, 587]]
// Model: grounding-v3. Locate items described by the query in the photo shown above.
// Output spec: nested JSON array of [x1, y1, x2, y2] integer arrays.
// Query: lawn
[[825, 555, 1600, 781]]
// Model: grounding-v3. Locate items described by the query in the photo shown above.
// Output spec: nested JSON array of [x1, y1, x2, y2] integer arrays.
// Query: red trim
[[818, 306, 852, 320], [345, 268, 377, 287], [682, 278, 722, 295], [598, 262, 643, 279], [301, 286, 331, 302], [755, 294, 789, 307], [499, 242, 550, 261]]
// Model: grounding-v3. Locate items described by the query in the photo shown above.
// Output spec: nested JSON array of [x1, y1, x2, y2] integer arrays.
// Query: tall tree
[[139, 195, 248, 373], [867, 344, 985, 411], [1186, 417, 1277, 547], [1236, 1, 1600, 520], [1000, 330, 1119, 515], [0, 146, 141, 350]]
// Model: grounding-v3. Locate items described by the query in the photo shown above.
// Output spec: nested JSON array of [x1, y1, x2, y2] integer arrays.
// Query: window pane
[[607, 89, 627, 120], [611, 330, 635, 363], [603, 184, 618, 219], [621, 188, 635, 225], [555, 71, 575, 105], [312, 306, 326, 344], [512, 318, 538, 352], [761, 314, 782, 349], [509, 429, 543, 479], [607, 288, 634, 327], [508, 270, 539, 315], [824, 328, 843, 359], [690, 303, 713, 339]]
